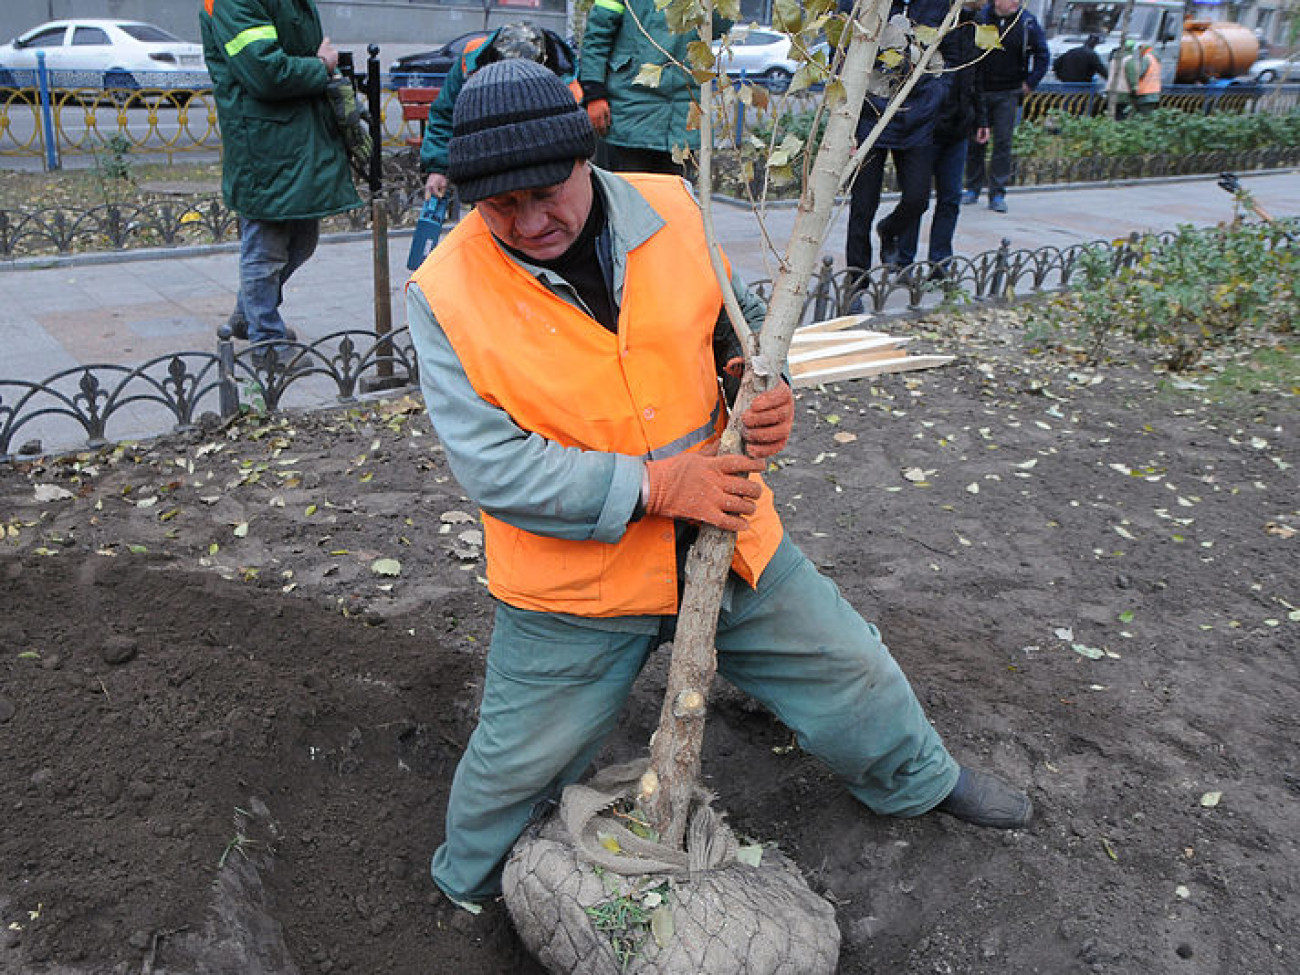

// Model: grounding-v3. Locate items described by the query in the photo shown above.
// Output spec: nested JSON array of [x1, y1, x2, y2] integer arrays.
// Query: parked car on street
[[0, 20, 207, 91], [1240, 57, 1300, 84], [712, 26, 804, 91], [388, 31, 491, 88]]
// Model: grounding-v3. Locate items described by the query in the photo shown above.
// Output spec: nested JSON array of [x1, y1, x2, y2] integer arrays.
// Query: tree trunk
[[642, 0, 962, 845]]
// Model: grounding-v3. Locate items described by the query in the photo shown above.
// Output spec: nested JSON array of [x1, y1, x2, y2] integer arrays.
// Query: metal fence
[[1, 328, 420, 461], [0, 149, 428, 258], [0, 85, 412, 159], [2, 78, 1295, 161], [3, 140, 1297, 260]]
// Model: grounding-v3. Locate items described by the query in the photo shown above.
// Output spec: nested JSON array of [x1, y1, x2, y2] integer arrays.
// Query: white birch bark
[[642, 0, 965, 845]]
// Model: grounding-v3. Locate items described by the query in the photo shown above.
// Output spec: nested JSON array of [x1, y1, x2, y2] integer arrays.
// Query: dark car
[[388, 31, 490, 88]]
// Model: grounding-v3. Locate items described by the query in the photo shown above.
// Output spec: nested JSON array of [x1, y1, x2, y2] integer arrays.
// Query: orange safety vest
[[1136, 51, 1161, 96], [411, 173, 783, 616]]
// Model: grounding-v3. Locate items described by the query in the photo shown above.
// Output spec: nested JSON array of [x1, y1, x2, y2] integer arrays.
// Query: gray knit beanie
[[448, 59, 595, 204]]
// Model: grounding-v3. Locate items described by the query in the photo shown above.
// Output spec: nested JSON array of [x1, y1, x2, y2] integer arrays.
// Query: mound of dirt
[[1, 312, 1296, 975]]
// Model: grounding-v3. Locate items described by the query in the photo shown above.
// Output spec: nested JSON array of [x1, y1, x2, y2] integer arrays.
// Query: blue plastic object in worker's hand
[[407, 194, 449, 271]]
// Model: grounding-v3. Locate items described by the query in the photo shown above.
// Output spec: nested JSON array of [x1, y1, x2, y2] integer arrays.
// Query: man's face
[[475, 160, 592, 262], [993, 0, 1021, 15]]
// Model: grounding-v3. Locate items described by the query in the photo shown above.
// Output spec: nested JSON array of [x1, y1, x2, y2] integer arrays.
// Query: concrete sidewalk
[[2, 170, 1298, 453]]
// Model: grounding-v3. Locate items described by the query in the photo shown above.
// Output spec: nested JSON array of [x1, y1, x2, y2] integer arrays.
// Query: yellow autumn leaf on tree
[[915, 25, 939, 46], [975, 25, 1002, 50], [878, 48, 904, 69]]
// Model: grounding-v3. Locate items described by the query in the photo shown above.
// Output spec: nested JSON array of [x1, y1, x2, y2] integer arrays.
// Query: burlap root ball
[[503, 804, 840, 974]]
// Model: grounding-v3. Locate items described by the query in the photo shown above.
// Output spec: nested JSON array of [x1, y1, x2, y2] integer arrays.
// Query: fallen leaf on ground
[[33, 484, 74, 502]]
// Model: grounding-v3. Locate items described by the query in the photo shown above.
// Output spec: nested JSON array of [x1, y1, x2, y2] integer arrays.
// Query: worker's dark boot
[[223, 310, 296, 343], [935, 766, 1032, 829], [876, 223, 902, 271]]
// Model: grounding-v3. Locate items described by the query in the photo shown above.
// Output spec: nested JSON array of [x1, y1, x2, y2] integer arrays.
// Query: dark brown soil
[[1, 310, 1297, 975]]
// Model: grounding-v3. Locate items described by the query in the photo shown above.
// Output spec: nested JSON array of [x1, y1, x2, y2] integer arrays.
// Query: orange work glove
[[586, 98, 611, 136], [740, 382, 794, 458], [645, 450, 763, 533]]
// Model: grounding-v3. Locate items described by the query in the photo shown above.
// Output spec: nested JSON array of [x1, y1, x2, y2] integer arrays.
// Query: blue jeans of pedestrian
[[235, 217, 319, 344], [965, 88, 1019, 200], [430, 535, 959, 902], [898, 136, 968, 265], [845, 143, 935, 272]]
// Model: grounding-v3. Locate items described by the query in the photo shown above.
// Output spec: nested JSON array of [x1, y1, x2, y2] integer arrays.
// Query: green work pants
[[431, 535, 959, 902]]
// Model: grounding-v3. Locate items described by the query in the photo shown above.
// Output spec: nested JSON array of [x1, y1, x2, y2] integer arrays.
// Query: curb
[[0, 227, 413, 272], [709, 166, 1299, 209]]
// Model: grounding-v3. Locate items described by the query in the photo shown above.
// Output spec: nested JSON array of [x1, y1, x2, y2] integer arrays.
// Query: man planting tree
[[405, 57, 1032, 914]]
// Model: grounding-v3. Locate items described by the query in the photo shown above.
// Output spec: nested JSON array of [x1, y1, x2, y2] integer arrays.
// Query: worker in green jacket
[[200, 0, 361, 367], [579, 0, 729, 175], [419, 22, 579, 201]]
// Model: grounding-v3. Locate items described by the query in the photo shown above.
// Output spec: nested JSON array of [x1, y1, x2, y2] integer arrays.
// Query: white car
[[0, 19, 207, 90], [712, 27, 801, 91], [1242, 58, 1300, 84]]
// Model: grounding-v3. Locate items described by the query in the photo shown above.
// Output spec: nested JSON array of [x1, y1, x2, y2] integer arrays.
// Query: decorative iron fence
[[18, 223, 1297, 461], [6, 218, 1296, 462], [1, 328, 419, 461], [2, 140, 1295, 260], [1022, 82, 1268, 121], [1, 79, 1294, 160], [0, 155, 427, 258], [1013, 146, 1300, 185], [0, 84, 419, 158], [763, 234, 1137, 324]]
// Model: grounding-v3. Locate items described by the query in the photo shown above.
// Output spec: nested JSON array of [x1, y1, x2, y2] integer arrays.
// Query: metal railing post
[[991, 237, 1011, 299], [36, 52, 61, 172], [358, 44, 402, 392], [217, 336, 240, 418]]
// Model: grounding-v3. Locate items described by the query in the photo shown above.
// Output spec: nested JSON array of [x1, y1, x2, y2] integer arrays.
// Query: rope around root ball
[[503, 761, 840, 974]]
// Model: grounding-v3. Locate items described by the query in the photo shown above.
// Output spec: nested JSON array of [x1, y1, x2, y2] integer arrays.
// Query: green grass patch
[[1198, 339, 1300, 401]]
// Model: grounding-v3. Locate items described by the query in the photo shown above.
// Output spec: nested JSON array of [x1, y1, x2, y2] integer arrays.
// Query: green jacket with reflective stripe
[[579, 0, 730, 154], [200, 0, 360, 220]]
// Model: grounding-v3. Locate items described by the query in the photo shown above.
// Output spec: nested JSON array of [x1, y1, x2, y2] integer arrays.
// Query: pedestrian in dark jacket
[[1053, 34, 1106, 83], [962, 0, 1048, 212], [420, 23, 579, 201], [200, 0, 361, 364], [843, 0, 951, 273], [847, 70, 949, 273], [897, 0, 987, 270]]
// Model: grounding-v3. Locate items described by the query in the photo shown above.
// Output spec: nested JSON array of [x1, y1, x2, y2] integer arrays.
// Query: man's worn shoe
[[961, 189, 979, 205], [877, 224, 901, 270], [223, 311, 297, 343], [935, 767, 1032, 829], [988, 196, 1008, 214]]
